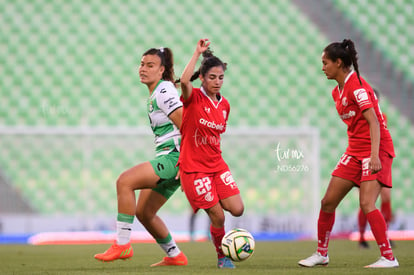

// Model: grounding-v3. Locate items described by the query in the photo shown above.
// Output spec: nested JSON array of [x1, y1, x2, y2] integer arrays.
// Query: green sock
[[117, 213, 134, 223]]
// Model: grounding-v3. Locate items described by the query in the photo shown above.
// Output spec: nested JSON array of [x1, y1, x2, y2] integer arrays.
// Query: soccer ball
[[221, 228, 255, 262]]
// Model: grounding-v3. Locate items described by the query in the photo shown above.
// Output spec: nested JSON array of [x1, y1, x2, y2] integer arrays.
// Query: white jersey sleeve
[[156, 81, 183, 116]]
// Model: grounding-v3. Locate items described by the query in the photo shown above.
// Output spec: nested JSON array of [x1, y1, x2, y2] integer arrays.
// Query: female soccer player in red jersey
[[298, 39, 398, 268], [358, 89, 394, 249], [94, 47, 187, 266], [178, 38, 244, 269]]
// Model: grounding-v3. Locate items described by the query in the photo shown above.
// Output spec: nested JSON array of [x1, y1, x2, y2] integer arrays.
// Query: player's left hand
[[369, 156, 382, 174], [175, 168, 180, 180], [175, 168, 185, 191]]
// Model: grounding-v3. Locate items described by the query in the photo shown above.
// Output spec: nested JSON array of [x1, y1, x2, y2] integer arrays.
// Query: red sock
[[366, 209, 394, 260], [381, 201, 392, 226], [210, 224, 225, 259], [316, 210, 335, 257], [358, 208, 367, 241]]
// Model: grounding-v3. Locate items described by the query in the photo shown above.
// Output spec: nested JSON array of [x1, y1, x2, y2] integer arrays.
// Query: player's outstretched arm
[[180, 38, 210, 100]]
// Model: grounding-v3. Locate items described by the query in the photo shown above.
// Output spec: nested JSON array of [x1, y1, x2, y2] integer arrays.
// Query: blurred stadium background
[[0, 0, 413, 244]]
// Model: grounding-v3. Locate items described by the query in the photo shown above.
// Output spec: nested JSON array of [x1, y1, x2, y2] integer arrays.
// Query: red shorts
[[180, 168, 240, 212], [331, 150, 393, 187]]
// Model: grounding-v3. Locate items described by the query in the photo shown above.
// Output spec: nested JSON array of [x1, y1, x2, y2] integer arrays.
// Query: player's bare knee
[[116, 181, 124, 195], [359, 200, 375, 214], [116, 173, 126, 189], [231, 206, 244, 217], [116, 172, 132, 193], [320, 198, 336, 212]]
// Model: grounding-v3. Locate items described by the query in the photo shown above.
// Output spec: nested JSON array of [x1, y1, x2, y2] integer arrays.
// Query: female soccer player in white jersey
[[95, 47, 187, 266], [298, 39, 398, 268], [178, 39, 244, 269]]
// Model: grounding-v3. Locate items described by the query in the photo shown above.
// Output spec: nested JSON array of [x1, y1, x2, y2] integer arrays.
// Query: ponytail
[[341, 39, 362, 85]]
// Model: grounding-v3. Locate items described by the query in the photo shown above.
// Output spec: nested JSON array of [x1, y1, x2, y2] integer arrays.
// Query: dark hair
[[142, 47, 175, 83], [189, 48, 227, 82], [373, 88, 380, 100], [324, 39, 362, 85]]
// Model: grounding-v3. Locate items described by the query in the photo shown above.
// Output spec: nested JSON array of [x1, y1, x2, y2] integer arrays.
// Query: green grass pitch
[[1, 240, 413, 274]]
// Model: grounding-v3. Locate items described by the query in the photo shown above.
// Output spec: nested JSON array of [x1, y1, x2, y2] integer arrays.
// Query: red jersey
[[178, 87, 230, 172], [332, 71, 395, 157]]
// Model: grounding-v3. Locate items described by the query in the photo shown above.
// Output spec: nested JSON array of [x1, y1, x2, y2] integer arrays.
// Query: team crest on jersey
[[148, 101, 154, 112], [342, 97, 348, 106], [222, 110, 227, 120], [204, 107, 211, 113]]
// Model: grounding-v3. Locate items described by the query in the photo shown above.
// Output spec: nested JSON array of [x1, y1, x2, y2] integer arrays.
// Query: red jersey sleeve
[[351, 87, 373, 112]]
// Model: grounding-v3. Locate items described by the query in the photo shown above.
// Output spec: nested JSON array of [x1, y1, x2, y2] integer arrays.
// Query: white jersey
[[147, 80, 182, 155]]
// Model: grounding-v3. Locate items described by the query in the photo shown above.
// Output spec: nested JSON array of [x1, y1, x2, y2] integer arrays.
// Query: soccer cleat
[[359, 240, 370, 249], [217, 257, 235, 269], [94, 243, 133, 262], [298, 252, 329, 267], [150, 252, 188, 267], [364, 256, 399, 268]]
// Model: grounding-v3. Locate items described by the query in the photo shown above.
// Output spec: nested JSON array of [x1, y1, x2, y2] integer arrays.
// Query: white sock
[[116, 221, 132, 245], [158, 239, 181, 257]]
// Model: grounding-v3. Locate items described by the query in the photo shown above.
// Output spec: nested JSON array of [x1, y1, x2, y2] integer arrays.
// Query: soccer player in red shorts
[[178, 39, 244, 269], [298, 39, 398, 268], [358, 89, 394, 249]]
